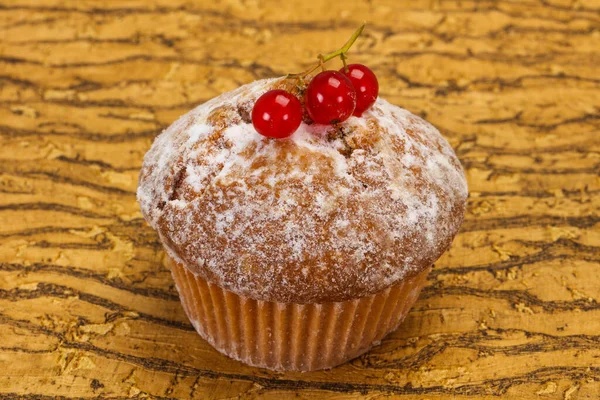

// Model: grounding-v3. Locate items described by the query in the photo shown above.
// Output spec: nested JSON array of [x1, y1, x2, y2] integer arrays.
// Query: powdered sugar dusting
[[138, 78, 468, 303]]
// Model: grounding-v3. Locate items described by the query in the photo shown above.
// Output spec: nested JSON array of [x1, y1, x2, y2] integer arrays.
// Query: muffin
[[137, 77, 468, 371]]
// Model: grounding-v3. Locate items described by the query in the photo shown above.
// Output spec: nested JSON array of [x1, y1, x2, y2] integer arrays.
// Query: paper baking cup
[[168, 256, 430, 371]]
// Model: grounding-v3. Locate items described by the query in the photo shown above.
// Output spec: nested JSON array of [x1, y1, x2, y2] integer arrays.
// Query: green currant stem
[[341, 53, 348, 72], [286, 22, 365, 79], [319, 22, 365, 64], [318, 55, 326, 72]]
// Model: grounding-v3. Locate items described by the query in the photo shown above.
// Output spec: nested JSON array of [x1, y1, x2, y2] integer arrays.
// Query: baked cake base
[[169, 256, 430, 371]]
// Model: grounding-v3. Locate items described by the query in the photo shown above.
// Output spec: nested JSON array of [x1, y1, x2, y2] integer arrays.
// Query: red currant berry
[[304, 71, 357, 124], [340, 64, 379, 116], [252, 90, 302, 138]]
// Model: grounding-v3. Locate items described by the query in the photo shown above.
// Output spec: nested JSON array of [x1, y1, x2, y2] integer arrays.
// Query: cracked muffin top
[[137, 78, 468, 303]]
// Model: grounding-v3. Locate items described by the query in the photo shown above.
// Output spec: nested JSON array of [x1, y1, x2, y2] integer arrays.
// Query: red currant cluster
[[251, 25, 379, 139]]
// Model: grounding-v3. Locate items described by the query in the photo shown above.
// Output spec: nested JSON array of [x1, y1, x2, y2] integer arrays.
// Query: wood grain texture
[[1, 0, 599, 398]]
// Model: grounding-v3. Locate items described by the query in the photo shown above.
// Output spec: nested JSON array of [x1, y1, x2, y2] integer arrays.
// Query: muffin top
[[137, 78, 468, 303]]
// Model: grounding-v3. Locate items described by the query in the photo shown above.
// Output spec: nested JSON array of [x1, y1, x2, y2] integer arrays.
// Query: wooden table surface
[[1, 0, 600, 399]]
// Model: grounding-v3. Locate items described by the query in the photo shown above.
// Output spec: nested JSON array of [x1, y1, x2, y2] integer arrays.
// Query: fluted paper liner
[[169, 256, 430, 371]]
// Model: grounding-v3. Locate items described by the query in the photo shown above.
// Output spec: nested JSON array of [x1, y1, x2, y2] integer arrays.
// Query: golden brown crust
[[138, 78, 468, 303]]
